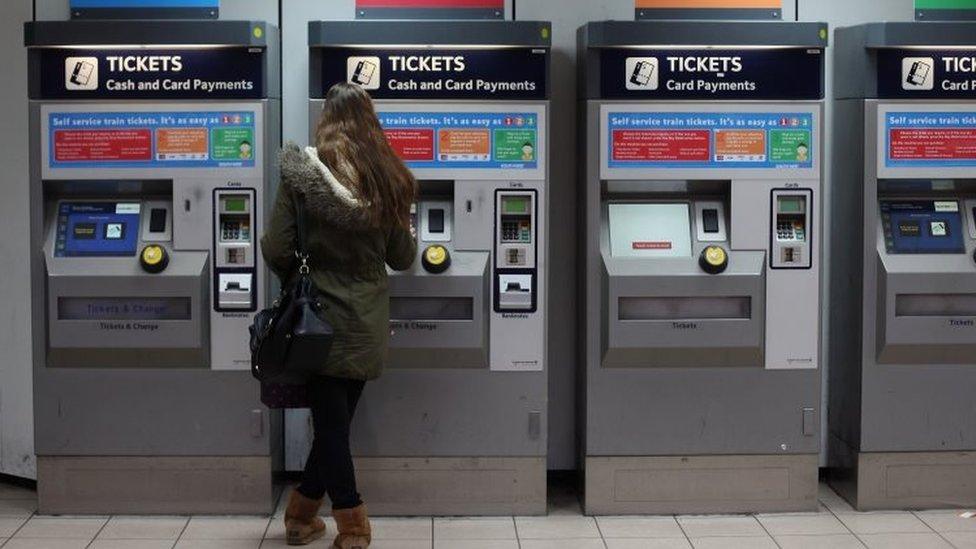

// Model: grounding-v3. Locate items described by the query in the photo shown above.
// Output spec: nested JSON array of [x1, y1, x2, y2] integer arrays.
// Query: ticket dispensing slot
[[495, 191, 537, 313], [213, 189, 257, 312], [388, 184, 489, 369], [602, 193, 765, 368], [876, 192, 976, 364]]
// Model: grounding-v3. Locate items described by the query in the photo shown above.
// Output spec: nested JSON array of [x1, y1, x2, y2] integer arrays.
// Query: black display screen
[[428, 209, 445, 233]]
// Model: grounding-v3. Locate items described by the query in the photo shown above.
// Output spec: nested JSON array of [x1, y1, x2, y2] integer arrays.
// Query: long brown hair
[[315, 83, 417, 230]]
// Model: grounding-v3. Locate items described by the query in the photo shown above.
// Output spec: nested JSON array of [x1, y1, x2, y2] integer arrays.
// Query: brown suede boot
[[331, 504, 371, 549], [284, 490, 327, 546]]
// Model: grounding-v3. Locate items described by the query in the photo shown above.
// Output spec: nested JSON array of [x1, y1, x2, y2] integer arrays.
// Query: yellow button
[[142, 245, 164, 265], [425, 246, 447, 265], [704, 246, 727, 266]]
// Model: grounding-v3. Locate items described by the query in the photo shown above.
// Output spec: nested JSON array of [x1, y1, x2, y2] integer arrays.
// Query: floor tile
[[1, 539, 90, 549], [0, 517, 28, 538], [519, 539, 606, 549], [859, 532, 954, 549], [756, 512, 849, 535], [370, 518, 432, 540], [597, 516, 684, 538], [98, 516, 188, 539], [688, 537, 778, 549], [13, 517, 107, 539], [89, 540, 176, 549], [676, 516, 765, 538], [369, 541, 432, 549], [433, 540, 518, 549], [774, 534, 866, 549], [0, 499, 36, 517], [605, 538, 693, 549], [516, 516, 601, 539], [175, 540, 261, 549], [836, 511, 933, 534], [433, 517, 515, 539], [943, 532, 976, 548], [260, 538, 332, 549], [180, 517, 270, 540], [915, 510, 976, 533]]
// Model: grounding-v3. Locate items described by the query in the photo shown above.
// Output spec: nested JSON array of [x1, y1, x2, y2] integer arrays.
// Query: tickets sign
[[599, 48, 823, 100], [48, 111, 256, 169], [316, 47, 548, 100], [636, 0, 782, 19], [356, 0, 504, 18], [878, 49, 976, 99], [608, 112, 814, 169], [35, 48, 264, 100], [885, 111, 976, 167], [379, 112, 538, 170]]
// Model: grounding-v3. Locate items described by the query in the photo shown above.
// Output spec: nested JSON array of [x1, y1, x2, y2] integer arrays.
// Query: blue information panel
[[48, 111, 256, 169], [56, 202, 141, 257], [377, 112, 539, 170], [607, 112, 814, 169], [885, 112, 976, 168], [881, 200, 966, 254]]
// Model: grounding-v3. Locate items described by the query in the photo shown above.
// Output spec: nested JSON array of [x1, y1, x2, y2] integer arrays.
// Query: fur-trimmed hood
[[278, 142, 372, 229]]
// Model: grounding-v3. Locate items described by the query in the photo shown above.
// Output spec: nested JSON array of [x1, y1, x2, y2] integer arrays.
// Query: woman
[[261, 82, 418, 548]]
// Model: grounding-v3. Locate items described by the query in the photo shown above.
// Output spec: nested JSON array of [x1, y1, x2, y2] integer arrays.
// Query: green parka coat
[[261, 143, 417, 381]]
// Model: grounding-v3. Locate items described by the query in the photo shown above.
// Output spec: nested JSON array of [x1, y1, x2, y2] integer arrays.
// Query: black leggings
[[297, 375, 366, 510]]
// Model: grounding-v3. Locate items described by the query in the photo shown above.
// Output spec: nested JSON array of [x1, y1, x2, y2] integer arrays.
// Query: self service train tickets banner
[[607, 112, 814, 170], [885, 112, 976, 168], [379, 112, 539, 170], [48, 111, 257, 169]]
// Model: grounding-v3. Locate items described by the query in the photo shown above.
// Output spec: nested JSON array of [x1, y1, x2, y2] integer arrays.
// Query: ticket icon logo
[[902, 57, 934, 91], [347, 56, 381, 90], [626, 57, 658, 91], [65, 57, 98, 91]]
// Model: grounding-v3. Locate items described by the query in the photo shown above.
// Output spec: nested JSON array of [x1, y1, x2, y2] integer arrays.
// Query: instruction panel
[[48, 111, 256, 169], [607, 112, 814, 169], [379, 112, 539, 170], [885, 111, 976, 168]]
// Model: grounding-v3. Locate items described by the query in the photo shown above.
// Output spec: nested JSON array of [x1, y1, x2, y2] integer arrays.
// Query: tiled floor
[[1, 480, 975, 548]]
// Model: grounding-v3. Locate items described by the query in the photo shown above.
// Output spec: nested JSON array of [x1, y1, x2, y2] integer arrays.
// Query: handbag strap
[[293, 192, 311, 275]]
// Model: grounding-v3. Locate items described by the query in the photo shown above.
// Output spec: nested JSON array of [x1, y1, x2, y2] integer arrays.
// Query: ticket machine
[[306, 20, 550, 515], [25, 20, 280, 514], [830, 23, 976, 510], [579, 21, 827, 514]]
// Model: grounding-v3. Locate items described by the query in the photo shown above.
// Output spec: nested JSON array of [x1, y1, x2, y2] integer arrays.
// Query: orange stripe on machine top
[[636, 0, 781, 8]]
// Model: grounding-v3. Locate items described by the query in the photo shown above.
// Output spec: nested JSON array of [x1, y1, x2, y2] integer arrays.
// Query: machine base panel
[[37, 456, 275, 515], [829, 450, 976, 511], [352, 457, 546, 516], [584, 454, 819, 515]]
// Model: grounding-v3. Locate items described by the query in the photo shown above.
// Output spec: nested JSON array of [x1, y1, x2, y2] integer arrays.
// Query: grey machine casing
[[579, 21, 827, 514], [26, 20, 282, 515], [830, 22, 976, 510], [306, 21, 550, 515]]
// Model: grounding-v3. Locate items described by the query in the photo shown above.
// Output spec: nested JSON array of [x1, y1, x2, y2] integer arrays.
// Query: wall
[[0, 0, 35, 480]]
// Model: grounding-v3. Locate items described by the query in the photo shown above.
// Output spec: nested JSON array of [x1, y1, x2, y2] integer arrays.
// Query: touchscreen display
[[56, 202, 140, 257], [881, 200, 965, 254]]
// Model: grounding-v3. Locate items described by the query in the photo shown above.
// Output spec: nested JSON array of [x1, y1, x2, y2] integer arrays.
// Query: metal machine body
[[26, 20, 281, 514], [830, 22, 976, 510], [305, 21, 550, 515], [579, 21, 827, 514]]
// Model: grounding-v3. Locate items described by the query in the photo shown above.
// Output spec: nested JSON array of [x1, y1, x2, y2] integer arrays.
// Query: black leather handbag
[[249, 193, 334, 405]]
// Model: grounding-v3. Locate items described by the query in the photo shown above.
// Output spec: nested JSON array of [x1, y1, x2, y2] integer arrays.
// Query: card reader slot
[[618, 296, 752, 321], [895, 293, 976, 317], [390, 297, 473, 321]]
